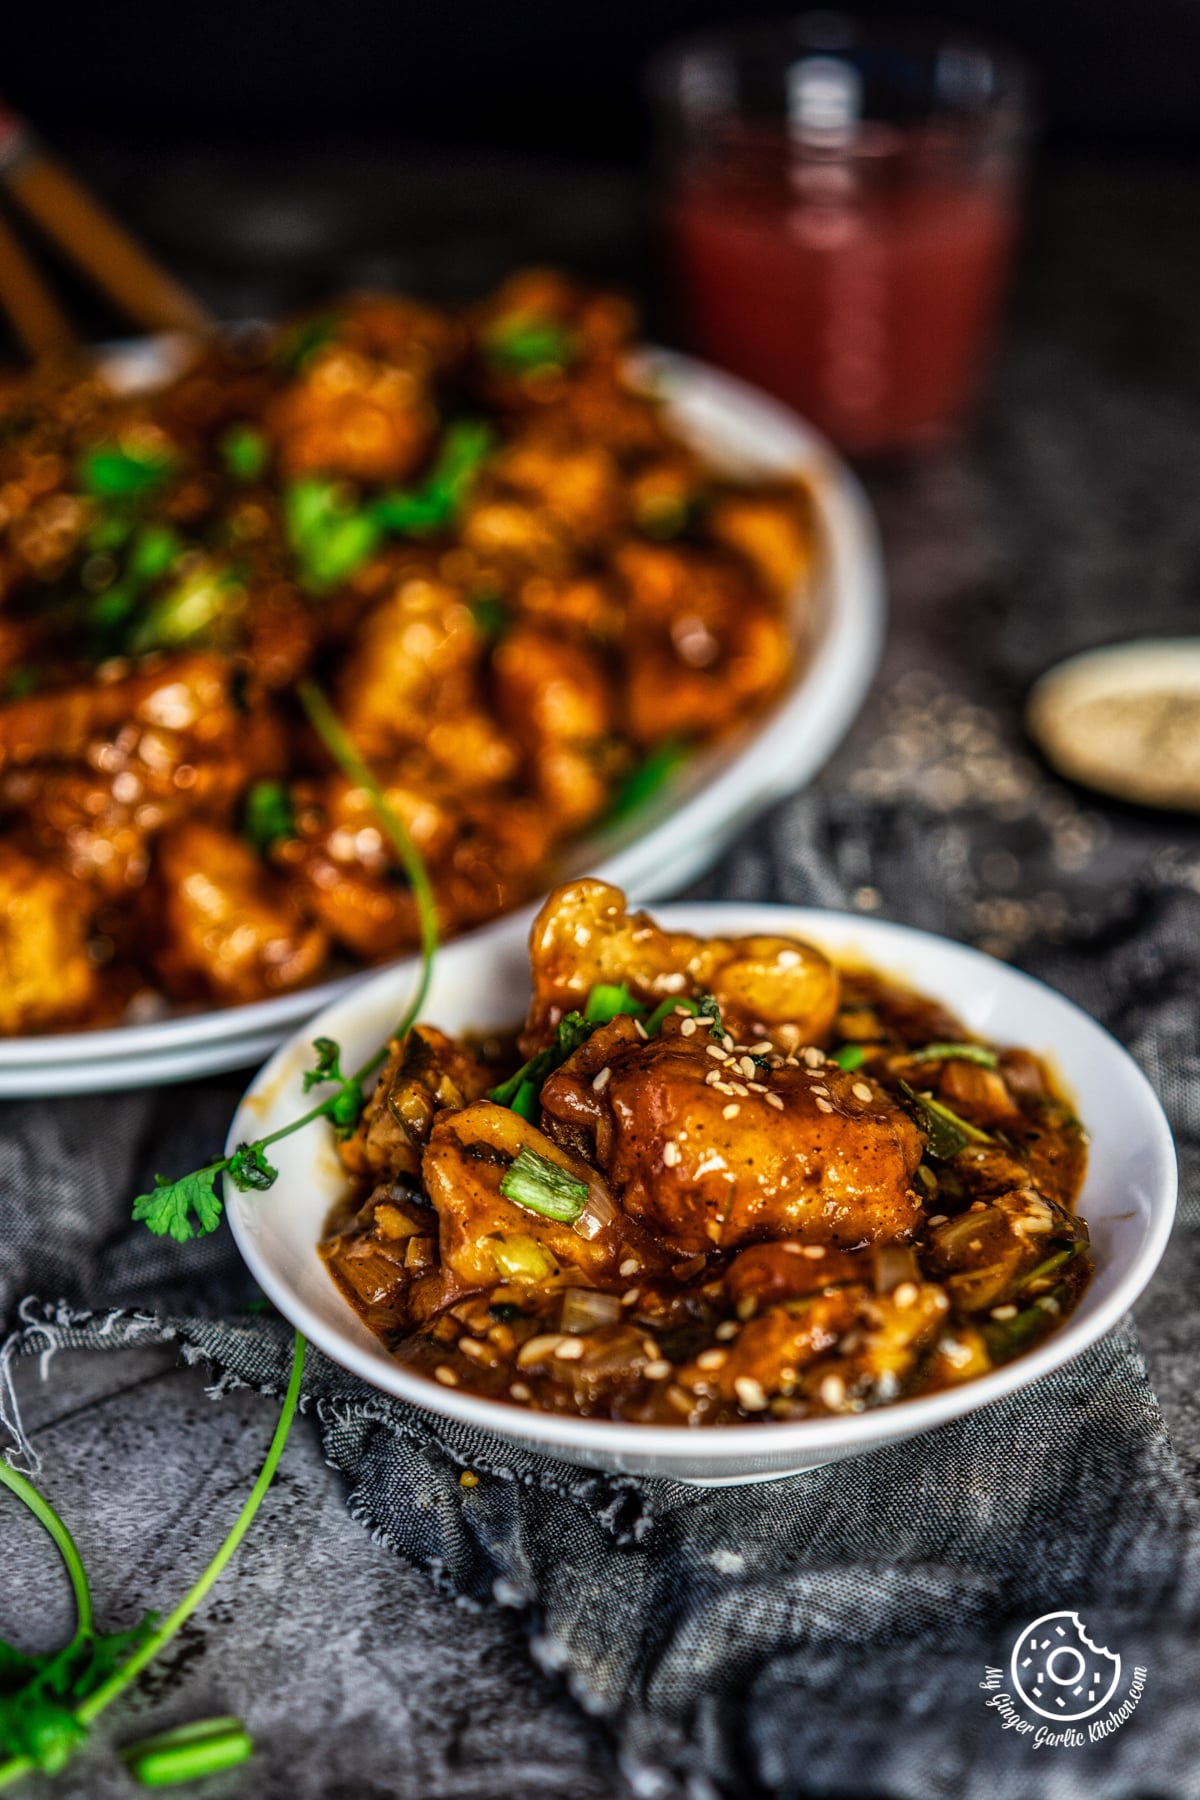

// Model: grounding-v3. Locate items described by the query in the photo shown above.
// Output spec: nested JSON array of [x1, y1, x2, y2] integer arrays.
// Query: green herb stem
[[0, 1462, 93, 1640], [297, 678, 438, 1036], [74, 1333, 306, 1729]]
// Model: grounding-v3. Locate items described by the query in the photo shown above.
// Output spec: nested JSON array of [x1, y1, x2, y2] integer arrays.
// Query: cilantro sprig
[[133, 679, 439, 1245], [0, 1333, 305, 1788]]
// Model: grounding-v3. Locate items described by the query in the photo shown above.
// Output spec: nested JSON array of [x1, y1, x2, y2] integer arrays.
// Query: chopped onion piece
[[873, 1242, 920, 1294], [560, 1287, 623, 1333], [573, 1184, 617, 1240]]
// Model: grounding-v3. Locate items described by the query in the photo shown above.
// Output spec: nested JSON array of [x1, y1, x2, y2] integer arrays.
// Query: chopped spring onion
[[121, 1716, 253, 1787], [78, 440, 175, 500], [899, 1081, 994, 1161], [1016, 1244, 1081, 1291], [605, 739, 688, 824], [488, 1010, 592, 1109], [584, 983, 644, 1025], [831, 1044, 868, 1071], [499, 1147, 589, 1224], [242, 779, 296, 854], [128, 560, 243, 654], [220, 423, 270, 482], [485, 316, 579, 375], [911, 1042, 999, 1069], [510, 1079, 541, 1123], [373, 420, 494, 537]]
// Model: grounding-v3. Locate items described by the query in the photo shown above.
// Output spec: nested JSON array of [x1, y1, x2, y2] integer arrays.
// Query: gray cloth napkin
[[3, 778, 1199, 1800]]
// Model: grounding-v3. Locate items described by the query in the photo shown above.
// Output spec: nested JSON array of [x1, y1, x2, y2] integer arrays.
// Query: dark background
[[4, 0, 1200, 159]]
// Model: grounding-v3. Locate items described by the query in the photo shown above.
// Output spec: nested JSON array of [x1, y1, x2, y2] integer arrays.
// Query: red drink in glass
[[652, 22, 1032, 455]]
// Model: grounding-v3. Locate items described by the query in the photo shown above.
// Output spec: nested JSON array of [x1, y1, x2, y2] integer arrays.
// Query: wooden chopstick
[[0, 209, 77, 359], [6, 151, 214, 337]]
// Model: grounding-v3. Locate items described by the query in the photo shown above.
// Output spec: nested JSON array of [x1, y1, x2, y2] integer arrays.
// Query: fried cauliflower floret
[[334, 569, 516, 779], [492, 627, 616, 831], [539, 1013, 924, 1253], [153, 820, 327, 1004], [0, 845, 99, 1033], [266, 345, 436, 484], [706, 489, 814, 602], [615, 540, 793, 744], [487, 435, 626, 552], [422, 1101, 631, 1290], [523, 880, 840, 1052]]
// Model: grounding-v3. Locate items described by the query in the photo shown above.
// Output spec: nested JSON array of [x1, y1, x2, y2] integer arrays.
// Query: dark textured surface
[[2, 159, 1199, 1797]]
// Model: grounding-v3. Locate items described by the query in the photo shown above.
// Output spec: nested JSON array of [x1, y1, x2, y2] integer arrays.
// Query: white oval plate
[[0, 352, 884, 1095], [226, 903, 1176, 1486]]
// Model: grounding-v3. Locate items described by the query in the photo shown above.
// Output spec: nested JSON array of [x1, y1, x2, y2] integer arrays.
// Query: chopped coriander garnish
[[374, 420, 493, 538], [831, 1044, 868, 1071], [499, 1146, 589, 1224]]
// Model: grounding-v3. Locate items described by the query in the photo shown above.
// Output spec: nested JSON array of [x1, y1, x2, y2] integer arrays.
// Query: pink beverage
[[651, 22, 1033, 455]]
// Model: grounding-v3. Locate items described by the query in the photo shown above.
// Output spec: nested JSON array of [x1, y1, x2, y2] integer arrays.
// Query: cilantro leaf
[[227, 1142, 279, 1192], [303, 1036, 346, 1091], [132, 1167, 223, 1241]]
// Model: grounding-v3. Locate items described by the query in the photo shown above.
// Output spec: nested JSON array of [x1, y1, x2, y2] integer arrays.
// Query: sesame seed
[[705, 1069, 722, 1086], [459, 1338, 488, 1360], [722, 1103, 740, 1120], [666, 1384, 694, 1415], [734, 1377, 768, 1412], [729, 1081, 749, 1097], [459, 1470, 479, 1488], [641, 1339, 660, 1358], [811, 1085, 830, 1098], [662, 1141, 681, 1167], [801, 1245, 826, 1260], [766, 1093, 785, 1111], [619, 1257, 639, 1277], [715, 1321, 740, 1341], [739, 1055, 757, 1079], [434, 1365, 459, 1387], [592, 1066, 612, 1092], [990, 1303, 1018, 1320], [819, 1374, 846, 1408], [722, 1034, 735, 1052], [509, 1382, 531, 1401], [706, 1043, 727, 1061], [644, 1359, 672, 1380], [893, 1282, 919, 1309], [554, 1337, 585, 1360], [517, 1333, 566, 1367], [803, 1046, 824, 1068], [697, 1348, 727, 1371], [814, 1097, 833, 1113], [927, 1213, 948, 1225], [680, 1016, 698, 1037], [750, 1041, 773, 1055], [634, 1019, 648, 1039], [852, 1081, 874, 1102], [736, 1296, 758, 1320]]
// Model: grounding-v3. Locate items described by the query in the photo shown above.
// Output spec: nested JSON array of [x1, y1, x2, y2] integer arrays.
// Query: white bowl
[[225, 904, 1177, 1486], [0, 352, 883, 1096]]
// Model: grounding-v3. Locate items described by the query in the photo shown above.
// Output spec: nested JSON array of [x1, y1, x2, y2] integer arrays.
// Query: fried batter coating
[[153, 821, 327, 1004], [524, 879, 840, 1051], [0, 845, 99, 1033], [539, 1014, 924, 1253]]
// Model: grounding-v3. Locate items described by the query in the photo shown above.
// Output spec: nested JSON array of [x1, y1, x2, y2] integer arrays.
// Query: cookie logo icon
[[1010, 1612, 1122, 1722]]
